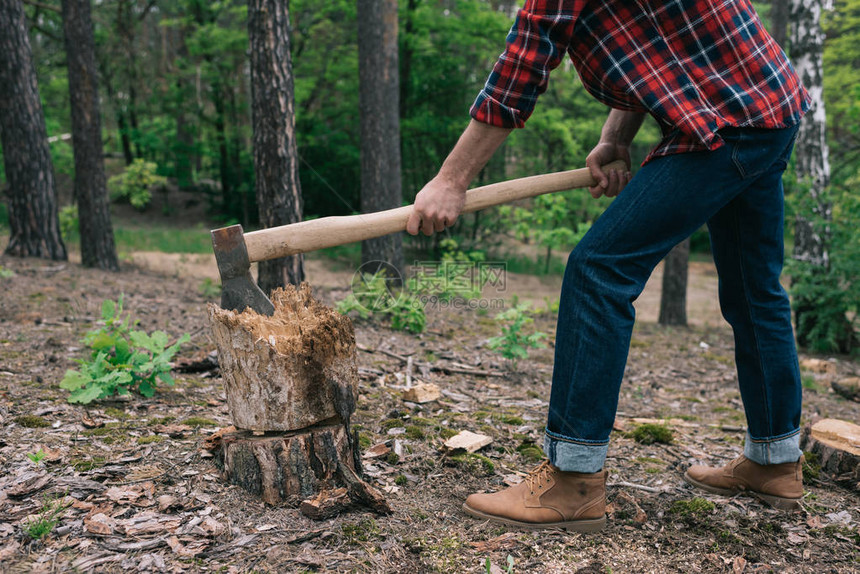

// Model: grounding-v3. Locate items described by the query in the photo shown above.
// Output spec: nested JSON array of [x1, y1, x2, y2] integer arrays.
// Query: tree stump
[[799, 418, 860, 492], [207, 284, 390, 516]]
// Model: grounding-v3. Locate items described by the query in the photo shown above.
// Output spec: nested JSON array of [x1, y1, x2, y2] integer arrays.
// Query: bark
[[207, 284, 389, 514], [358, 0, 405, 279], [62, 0, 119, 271], [215, 426, 391, 515], [771, 0, 791, 49], [0, 0, 67, 260], [248, 0, 305, 292], [789, 0, 850, 349], [658, 238, 690, 327]]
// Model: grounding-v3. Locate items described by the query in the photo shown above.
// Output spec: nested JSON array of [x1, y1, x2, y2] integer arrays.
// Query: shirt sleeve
[[470, 0, 583, 128]]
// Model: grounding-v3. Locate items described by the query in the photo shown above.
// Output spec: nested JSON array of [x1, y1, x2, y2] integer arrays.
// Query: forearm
[[436, 120, 512, 190], [599, 109, 646, 147]]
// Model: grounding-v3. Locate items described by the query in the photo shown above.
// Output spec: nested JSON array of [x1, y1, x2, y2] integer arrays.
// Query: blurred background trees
[[0, 0, 856, 351]]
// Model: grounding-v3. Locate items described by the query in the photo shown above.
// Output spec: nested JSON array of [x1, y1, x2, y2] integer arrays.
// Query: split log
[[800, 418, 860, 492], [207, 284, 389, 515], [208, 284, 358, 431]]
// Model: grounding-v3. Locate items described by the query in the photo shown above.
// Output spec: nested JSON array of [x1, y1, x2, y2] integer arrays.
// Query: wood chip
[[444, 430, 492, 453], [402, 382, 442, 403], [832, 377, 860, 402], [470, 532, 520, 552], [84, 512, 116, 535], [800, 358, 836, 374], [362, 442, 392, 459]]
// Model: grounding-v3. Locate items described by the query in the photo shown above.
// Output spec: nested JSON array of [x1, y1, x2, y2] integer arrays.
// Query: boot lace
[[524, 460, 555, 495]]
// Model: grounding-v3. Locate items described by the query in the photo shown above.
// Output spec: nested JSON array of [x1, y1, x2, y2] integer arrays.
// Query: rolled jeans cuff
[[744, 429, 802, 465], [543, 429, 607, 473]]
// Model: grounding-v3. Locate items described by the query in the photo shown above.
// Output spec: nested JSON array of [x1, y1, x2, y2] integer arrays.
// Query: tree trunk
[[62, 0, 119, 271], [771, 0, 791, 49], [789, 0, 850, 350], [358, 0, 405, 279], [658, 238, 690, 327], [207, 284, 390, 515], [0, 0, 67, 261], [248, 0, 305, 293]]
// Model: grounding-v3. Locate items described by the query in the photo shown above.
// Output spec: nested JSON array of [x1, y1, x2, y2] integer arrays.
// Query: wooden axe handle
[[244, 160, 626, 262]]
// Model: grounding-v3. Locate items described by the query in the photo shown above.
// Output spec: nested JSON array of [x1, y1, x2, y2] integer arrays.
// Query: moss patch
[[629, 423, 673, 445], [670, 497, 715, 518], [14, 415, 50, 428], [449, 452, 495, 476], [181, 417, 217, 427], [137, 435, 165, 445]]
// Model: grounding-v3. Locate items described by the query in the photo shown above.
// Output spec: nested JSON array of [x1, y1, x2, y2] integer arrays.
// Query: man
[[405, 0, 809, 531]]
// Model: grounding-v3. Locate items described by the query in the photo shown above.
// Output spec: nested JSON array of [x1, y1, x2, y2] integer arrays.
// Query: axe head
[[211, 224, 275, 316]]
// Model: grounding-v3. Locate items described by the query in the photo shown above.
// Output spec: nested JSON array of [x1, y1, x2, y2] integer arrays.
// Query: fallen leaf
[[81, 413, 103, 429], [733, 556, 747, 574]]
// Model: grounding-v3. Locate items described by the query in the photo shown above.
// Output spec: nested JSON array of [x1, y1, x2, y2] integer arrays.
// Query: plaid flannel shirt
[[470, 0, 810, 163]]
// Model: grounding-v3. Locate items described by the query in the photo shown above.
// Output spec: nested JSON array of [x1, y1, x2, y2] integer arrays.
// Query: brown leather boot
[[462, 460, 606, 531], [684, 455, 803, 510]]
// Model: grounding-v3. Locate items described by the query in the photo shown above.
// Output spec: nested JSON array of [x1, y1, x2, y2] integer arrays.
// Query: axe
[[212, 161, 625, 315]]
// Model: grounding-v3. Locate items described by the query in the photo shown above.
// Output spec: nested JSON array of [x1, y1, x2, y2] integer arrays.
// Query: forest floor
[[0, 240, 858, 573]]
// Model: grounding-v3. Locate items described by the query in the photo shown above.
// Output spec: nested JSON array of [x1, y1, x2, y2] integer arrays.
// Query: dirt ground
[[0, 248, 858, 573]]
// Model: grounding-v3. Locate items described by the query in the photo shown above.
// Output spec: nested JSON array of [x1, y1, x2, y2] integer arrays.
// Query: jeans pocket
[[730, 126, 797, 180]]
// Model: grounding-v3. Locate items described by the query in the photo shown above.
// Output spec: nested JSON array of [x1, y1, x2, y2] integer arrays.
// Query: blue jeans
[[544, 125, 803, 473]]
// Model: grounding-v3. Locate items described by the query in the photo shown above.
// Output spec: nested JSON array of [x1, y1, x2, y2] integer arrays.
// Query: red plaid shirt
[[471, 0, 810, 163]]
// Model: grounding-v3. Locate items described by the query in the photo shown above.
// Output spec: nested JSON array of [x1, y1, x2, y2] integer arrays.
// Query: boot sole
[[462, 503, 607, 532], [683, 472, 802, 511]]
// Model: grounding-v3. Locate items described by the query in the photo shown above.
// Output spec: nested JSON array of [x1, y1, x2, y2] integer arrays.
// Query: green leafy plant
[[198, 277, 221, 299], [27, 449, 47, 465], [58, 204, 79, 241], [23, 495, 68, 540], [487, 302, 548, 368], [0, 266, 14, 279], [485, 555, 515, 574], [108, 159, 167, 210], [60, 296, 189, 404]]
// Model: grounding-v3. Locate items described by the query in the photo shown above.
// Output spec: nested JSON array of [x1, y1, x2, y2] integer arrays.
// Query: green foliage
[[629, 423, 674, 445], [58, 205, 79, 242], [802, 451, 821, 483], [669, 497, 716, 518], [27, 449, 47, 465], [487, 302, 548, 368], [23, 495, 68, 540], [60, 296, 189, 404], [784, 169, 859, 353], [198, 278, 221, 299], [108, 159, 167, 209], [0, 266, 15, 279], [485, 555, 515, 574], [14, 415, 50, 428]]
